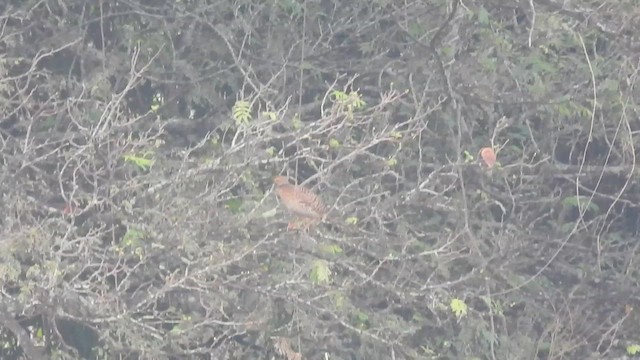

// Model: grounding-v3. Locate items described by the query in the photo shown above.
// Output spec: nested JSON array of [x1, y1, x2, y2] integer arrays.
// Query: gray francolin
[[273, 176, 327, 230]]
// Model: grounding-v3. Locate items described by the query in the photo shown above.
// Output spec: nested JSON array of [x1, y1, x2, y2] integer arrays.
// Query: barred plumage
[[273, 176, 327, 230]]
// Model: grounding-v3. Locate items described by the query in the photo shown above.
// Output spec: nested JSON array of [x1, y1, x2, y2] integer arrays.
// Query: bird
[[273, 176, 327, 231]]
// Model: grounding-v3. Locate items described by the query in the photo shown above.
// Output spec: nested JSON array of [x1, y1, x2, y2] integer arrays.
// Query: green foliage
[[476, 6, 490, 25], [266, 146, 276, 156], [627, 344, 640, 355], [358, 41, 376, 57], [261, 111, 277, 121], [0, 0, 637, 357], [0, 60, 11, 94], [561, 196, 600, 213], [524, 49, 558, 76], [309, 259, 331, 284], [291, 113, 302, 129], [553, 102, 592, 120], [603, 78, 619, 93], [345, 216, 358, 225], [123, 153, 154, 171], [225, 198, 243, 214], [332, 292, 346, 309], [319, 244, 343, 255], [150, 92, 163, 113], [463, 150, 474, 163], [232, 100, 252, 125], [352, 311, 370, 330], [118, 227, 145, 258], [170, 315, 193, 335], [210, 133, 221, 148], [275, 0, 303, 18], [0, 256, 21, 282], [87, 73, 112, 101], [330, 90, 366, 112], [478, 54, 497, 72], [408, 21, 428, 38], [480, 296, 503, 315], [261, 208, 277, 219], [450, 298, 468, 319]]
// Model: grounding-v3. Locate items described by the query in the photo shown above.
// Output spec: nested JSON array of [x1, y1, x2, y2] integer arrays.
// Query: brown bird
[[273, 176, 327, 230]]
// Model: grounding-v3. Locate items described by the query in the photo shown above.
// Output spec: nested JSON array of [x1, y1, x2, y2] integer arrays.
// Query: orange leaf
[[480, 147, 496, 168]]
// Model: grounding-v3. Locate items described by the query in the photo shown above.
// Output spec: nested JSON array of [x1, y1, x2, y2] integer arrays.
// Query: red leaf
[[480, 147, 496, 168]]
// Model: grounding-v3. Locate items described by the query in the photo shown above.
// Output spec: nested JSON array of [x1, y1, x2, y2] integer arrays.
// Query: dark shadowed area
[[0, 0, 638, 359]]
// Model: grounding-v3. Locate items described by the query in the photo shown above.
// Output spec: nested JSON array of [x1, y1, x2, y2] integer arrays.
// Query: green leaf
[[150, 92, 163, 113], [329, 138, 341, 148], [560, 222, 576, 234], [299, 61, 314, 70], [330, 90, 366, 110], [292, 113, 302, 129], [210, 134, 220, 147], [561, 196, 600, 212], [349, 91, 366, 109], [408, 21, 426, 38], [345, 216, 358, 225], [261, 111, 277, 121], [319, 244, 343, 254], [232, 100, 252, 125], [627, 344, 640, 355], [358, 42, 375, 57], [450, 298, 468, 319], [225, 198, 243, 214], [261, 208, 277, 218], [353, 311, 369, 329], [123, 153, 154, 171], [266, 146, 276, 157], [604, 79, 619, 92], [309, 259, 331, 284], [477, 7, 490, 25], [122, 227, 144, 248], [331, 90, 349, 102], [333, 292, 346, 309], [276, 0, 303, 17], [441, 46, 454, 58], [463, 150, 474, 163]]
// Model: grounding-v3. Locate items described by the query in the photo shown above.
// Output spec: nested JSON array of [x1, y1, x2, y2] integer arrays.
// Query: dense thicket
[[0, 0, 639, 359]]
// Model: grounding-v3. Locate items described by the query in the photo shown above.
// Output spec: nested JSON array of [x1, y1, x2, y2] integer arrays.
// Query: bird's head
[[273, 176, 291, 187]]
